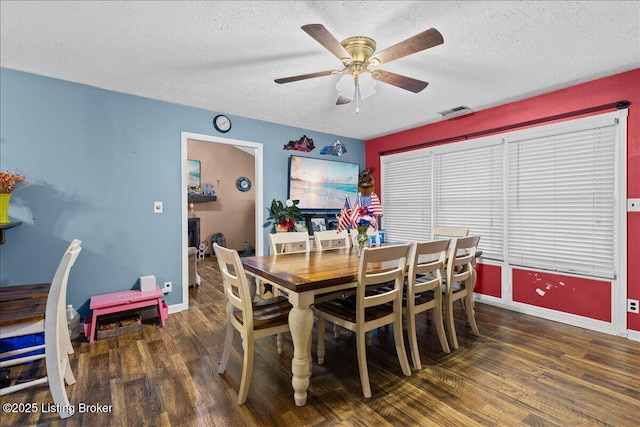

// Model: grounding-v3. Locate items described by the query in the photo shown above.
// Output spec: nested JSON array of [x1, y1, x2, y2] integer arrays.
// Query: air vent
[[438, 105, 473, 119]]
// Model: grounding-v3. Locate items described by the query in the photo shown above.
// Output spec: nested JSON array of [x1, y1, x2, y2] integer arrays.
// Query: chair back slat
[[432, 226, 469, 240]]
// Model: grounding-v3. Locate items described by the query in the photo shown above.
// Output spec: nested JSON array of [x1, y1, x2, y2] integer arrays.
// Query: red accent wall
[[366, 68, 640, 331], [475, 263, 501, 298], [512, 269, 611, 322]]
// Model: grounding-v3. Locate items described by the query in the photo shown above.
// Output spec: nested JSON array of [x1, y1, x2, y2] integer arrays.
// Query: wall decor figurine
[[320, 140, 347, 156], [283, 135, 315, 152]]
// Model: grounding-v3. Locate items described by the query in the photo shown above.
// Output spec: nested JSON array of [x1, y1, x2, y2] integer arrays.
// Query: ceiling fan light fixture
[[336, 73, 376, 100]]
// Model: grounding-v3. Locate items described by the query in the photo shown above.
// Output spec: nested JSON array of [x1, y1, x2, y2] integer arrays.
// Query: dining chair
[[404, 239, 451, 369], [349, 227, 380, 247], [0, 240, 82, 419], [431, 226, 469, 240], [314, 229, 351, 251], [315, 244, 412, 398], [442, 235, 481, 350], [213, 243, 292, 405], [268, 231, 311, 254]]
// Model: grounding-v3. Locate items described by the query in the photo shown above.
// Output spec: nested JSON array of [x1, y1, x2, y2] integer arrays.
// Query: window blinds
[[380, 111, 621, 281], [433, 143, 504, 260], [381, 155, 432, 242], [507, 124, 617, 278]]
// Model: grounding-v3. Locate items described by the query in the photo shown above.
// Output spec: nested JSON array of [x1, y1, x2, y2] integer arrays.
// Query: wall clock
[[213, 114, 231, 133], [236, 177, 251, 192]]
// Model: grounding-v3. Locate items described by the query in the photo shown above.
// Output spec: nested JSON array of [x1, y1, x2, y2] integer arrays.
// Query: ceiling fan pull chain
[[354, 80, 361, 114]]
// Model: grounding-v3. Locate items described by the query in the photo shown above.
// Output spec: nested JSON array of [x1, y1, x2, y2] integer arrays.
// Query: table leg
[[287, 292, 314, 406], [156, 297, 166, 326], [89, 311, 98, 344]]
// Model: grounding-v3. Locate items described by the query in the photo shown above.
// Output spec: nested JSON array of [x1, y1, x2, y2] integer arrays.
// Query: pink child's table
[[85, 287, 168, 343]]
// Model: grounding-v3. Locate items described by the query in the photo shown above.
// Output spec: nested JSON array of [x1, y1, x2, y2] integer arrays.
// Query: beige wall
[[187, 139, 255, 253]]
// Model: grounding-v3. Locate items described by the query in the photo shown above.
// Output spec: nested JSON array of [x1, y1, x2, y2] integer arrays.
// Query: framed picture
[[309, 217, 327, 234], [187, 159, 201, 189], [294, 220, 308, 233]]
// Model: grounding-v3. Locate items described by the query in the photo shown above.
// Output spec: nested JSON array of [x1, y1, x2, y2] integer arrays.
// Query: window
[[381, 110, 624, 281], [507, 117, 617, 278], [434, 142, 504, 260], [381, 155, 431, 242]]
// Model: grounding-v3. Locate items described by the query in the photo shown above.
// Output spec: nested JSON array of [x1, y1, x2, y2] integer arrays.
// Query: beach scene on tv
[[289, 156, 359, 210]]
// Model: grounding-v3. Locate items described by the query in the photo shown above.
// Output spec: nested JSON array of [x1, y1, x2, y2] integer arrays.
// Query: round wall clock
[[213, 114, 231, 133], [236, 177, 251, 192]]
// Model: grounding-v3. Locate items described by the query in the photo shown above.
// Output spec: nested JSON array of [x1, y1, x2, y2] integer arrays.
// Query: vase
[[356, 225, 369, 256], [275, 224, 290, 233], [0, 193, 11, 224]]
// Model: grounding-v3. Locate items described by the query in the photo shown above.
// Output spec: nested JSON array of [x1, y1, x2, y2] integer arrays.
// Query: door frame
[[180, 131, 264, 311]]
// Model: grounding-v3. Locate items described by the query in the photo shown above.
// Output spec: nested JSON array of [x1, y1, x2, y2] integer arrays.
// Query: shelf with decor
[[188, 195, 217, 203]]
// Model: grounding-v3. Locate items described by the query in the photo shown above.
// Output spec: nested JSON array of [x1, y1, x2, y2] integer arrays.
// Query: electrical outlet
[[163, 281, 172, 293], [628, 299, 639, 314]]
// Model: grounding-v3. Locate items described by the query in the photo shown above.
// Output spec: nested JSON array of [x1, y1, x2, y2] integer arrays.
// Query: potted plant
[[266, 198, 303, 232]]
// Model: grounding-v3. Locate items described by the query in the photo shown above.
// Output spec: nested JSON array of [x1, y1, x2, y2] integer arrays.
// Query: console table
[[0, 221, 22, 245], [85, 287, 168, 343]]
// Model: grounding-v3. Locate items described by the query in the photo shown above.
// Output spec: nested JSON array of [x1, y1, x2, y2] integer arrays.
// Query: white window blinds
[[507, 122, 617, 279], [381, 154, 432, 242], [434, 143, 504, 260]]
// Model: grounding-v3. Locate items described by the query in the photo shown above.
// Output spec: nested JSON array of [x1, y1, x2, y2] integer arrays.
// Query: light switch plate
[[154, 201, 163, 214], [628, 199, 640, 212]]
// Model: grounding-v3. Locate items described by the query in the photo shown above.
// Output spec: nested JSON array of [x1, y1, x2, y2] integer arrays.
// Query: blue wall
[[0, 68, 365, 317]]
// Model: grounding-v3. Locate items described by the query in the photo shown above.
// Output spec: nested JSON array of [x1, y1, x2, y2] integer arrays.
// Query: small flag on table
[[337, 196, 353, 232]]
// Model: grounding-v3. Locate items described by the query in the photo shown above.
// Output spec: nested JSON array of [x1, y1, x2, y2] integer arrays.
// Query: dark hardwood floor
[[1, 256, 639, 426]]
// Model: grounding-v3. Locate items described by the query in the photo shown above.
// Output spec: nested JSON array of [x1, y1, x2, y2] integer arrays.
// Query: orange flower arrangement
[[0, 170, 30, 194]]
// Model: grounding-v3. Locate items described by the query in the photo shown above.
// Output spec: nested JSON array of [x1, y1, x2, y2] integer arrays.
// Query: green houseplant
[[266, 198, 303, 232]]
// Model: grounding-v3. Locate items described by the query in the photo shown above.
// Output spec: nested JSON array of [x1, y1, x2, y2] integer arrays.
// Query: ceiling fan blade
[[275, 70, 337, 84], [336, 95, 352, 105], [301, 24, 353, 61], [374, 70, 429, 93], [370, 28, 444, 65]]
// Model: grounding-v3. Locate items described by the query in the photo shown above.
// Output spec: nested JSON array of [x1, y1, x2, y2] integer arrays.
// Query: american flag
[[336, 196, 353, 232], [356, 194, 384, 217]]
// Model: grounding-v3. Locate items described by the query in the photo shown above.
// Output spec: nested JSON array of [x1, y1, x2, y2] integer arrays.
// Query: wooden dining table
[[241, 247, 364, 406]]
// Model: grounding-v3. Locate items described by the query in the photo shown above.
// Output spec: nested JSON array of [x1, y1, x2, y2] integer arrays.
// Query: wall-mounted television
[[288, 155, 359, 210]]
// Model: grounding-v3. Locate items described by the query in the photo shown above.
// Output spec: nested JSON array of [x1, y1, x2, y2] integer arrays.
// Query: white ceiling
[[1, 1, 638, 140]]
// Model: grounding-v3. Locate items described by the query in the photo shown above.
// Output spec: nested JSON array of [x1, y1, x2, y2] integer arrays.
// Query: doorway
[[180, 131, 264, 311]]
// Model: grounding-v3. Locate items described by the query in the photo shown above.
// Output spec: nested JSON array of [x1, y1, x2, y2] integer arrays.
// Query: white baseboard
[[627, 329, 640, 342]]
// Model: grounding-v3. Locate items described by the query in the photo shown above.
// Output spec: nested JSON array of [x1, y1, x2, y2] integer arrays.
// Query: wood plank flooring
[[1, 256, 639, 426]]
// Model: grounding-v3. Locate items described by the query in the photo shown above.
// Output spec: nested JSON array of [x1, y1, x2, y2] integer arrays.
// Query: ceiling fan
[[275, 24, 444, 112]]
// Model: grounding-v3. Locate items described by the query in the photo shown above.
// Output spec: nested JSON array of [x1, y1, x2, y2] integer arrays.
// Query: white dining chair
[[314, 229, 351, 251], [213, 243, 292, 405], [0, 240, 82, 419], [315, 244, 412, 398], [431, 226, 469, 240], [268, 232, 311, 254], [442, 235, 481, 349], [404, 240, 451, 369]]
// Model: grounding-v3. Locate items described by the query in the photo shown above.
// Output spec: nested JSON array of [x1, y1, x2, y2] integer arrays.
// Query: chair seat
[[233, 296, 291, 330], [451, 282, 466, 293], [315, 297, 393, 323], [411, 290, 436, 306]]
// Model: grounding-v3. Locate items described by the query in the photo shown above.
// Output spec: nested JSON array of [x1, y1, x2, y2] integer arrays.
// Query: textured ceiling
[[1, 1, 639, 140]]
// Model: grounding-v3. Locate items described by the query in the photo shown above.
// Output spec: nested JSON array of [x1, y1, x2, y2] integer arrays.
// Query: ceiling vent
[[438, 105, 473, 119]]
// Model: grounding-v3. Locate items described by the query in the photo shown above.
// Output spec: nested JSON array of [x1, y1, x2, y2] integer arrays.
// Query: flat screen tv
[[288, 155, 359, 210]]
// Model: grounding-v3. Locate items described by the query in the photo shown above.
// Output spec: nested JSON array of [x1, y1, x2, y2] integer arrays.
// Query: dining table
[[241, 246, 364, 406]]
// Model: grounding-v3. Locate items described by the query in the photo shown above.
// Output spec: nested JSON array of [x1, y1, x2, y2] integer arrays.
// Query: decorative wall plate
[[236, 177, 251, 192]]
